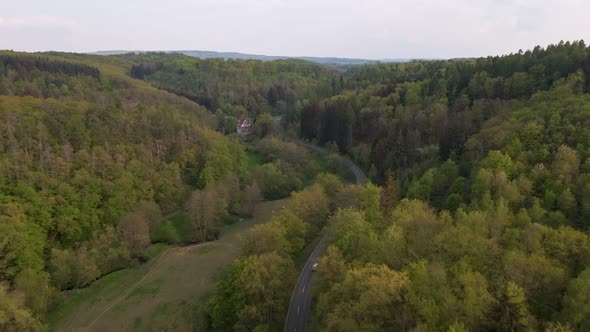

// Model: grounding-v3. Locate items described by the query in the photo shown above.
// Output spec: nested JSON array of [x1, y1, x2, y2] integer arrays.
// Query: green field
[[48, 199, 288, 332]]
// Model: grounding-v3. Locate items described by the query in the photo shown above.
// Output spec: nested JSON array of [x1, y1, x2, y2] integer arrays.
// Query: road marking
[[297, 305, 300, 314], [301, 286, 305, 293]]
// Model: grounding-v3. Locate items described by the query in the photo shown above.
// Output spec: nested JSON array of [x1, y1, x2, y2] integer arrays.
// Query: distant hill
[[91, 49, 420, 65]]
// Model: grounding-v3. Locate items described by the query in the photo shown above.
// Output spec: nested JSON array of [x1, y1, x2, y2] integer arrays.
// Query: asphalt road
[[284, 141, 366, 332]]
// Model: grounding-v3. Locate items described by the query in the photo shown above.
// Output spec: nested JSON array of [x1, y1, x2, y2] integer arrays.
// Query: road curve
[[284, 140, 366, 332]]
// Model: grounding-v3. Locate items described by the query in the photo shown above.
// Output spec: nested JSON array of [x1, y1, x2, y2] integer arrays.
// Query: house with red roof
[[236, 117, 253, 135]]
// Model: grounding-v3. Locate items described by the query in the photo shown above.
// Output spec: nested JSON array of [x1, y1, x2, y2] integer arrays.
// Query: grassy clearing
[[47, 251, 164, 329], [47, 243, 170, 329], [48, 199, 288, 332]]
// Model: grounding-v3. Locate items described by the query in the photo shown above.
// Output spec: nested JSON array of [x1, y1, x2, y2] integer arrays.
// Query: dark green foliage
[[249, 137, 328, 200], [122, 53, 340, 118], [0, 53, 100, 78], [302, 41, 589, 170], [299, 41, 590, 230], [302, 41, 590, 331]]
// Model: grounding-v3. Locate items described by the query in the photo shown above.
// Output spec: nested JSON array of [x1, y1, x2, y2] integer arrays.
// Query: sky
[[1, 0, 589, 59]]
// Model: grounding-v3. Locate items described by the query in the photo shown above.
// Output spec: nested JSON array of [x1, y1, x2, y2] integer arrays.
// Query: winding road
[[284, 141, 366, 332]]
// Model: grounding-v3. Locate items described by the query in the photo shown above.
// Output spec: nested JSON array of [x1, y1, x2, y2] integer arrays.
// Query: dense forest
[[0, 51, 250, 330], [202, 42, 590, 331], [2, 41, 590, 331], [123, 52, 342, 134], [208, 173, 344, 331], [298, 41, 590, 227]]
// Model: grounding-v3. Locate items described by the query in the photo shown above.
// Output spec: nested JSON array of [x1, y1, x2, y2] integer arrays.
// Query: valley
[[1, 40, 590, 331], [49, 199, 287, 331]]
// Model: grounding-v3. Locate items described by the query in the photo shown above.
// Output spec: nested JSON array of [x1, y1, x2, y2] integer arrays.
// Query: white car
[[312, 262, 319, 271]]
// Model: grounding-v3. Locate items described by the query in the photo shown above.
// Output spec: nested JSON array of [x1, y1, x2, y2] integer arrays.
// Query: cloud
[[0, 15, 79, 29]]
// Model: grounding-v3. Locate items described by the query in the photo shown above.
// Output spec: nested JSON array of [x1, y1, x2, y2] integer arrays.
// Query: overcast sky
[[1, 0, 589, 59]]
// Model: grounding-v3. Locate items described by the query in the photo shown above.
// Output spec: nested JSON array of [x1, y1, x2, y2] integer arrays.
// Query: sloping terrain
[[49, 199, 287, 331]]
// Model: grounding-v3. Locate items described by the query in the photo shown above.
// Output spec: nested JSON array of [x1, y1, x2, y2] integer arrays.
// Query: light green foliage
[[447, 321, 469, 332], [288, 183, 330, 227], [407, 169, 434, 201], [316, 245, 346, 287], [199, 136, 247, 187], [329, 209, 377, 262], [0, 285, 41, 332], [545, 322, 574, 332], [270, 209, 308, 254], [15, 269, 54, 317], [453, 267, 496, 329], [405, 260, 459, 329], [391, 199, 446, 261], [316, 183, 590, 330], [552, 145, 580, 188], [241, 221, 291, 257], [250, 137, 325, 199], [0, 214, 45, 281], [315, 172, 344, 199], [252, 137, 310, 167], [0, 52, 263, 329], [317, 263, 410, 331], [360, 182, 384, 230], [481, 150, 517, 177], [234, 252, 296, 330], [208, 260, 247, 331], [4, 42, 590, 330], [209, 252, 296, 331], [209, 182, 328, 331], [499, 281, 535, 331]]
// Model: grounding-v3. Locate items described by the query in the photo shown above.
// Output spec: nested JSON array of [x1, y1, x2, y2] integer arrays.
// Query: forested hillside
[[199, 42, 590, 331], [299, 41, 590, 227], [121, 52, 342, 130], [0, 51, 247, 330], [3, 41, 590, 331], [295, 41, 590, 330]]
